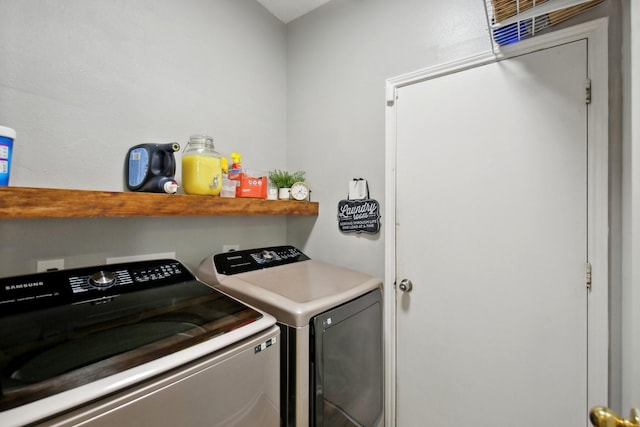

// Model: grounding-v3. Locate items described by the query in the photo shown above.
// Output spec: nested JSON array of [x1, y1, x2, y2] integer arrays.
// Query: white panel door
[[395, 40, 588, 426]]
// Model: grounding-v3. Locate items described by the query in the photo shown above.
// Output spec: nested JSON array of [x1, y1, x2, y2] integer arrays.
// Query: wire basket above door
[[484, 0, 604, 49]]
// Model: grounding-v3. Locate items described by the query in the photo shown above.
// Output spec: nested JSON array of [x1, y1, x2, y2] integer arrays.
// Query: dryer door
[[310, 289, 383, 427]]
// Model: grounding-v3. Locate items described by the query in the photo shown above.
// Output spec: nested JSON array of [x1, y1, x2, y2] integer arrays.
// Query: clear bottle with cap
[[181, 134, 222, 196]]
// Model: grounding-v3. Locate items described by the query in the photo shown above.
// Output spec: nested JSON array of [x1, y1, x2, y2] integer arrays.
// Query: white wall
[[287, 0, 627, 415], [286, 0, 491, 279], [285, 0, 621, 287], [0, 0, 296, 276]]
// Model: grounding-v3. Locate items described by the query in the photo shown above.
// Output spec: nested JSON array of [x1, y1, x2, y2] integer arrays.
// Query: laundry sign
[[338, 179, 381, 234]]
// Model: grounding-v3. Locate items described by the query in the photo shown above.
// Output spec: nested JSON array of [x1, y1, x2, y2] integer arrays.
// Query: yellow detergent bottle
[[181, 135, 222, 196]]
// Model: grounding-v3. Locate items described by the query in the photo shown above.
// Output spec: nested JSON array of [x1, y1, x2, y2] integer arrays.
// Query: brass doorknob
[[590, 406, 640, 427]]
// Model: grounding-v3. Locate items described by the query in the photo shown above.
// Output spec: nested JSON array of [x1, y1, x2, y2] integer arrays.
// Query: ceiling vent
[[484, 0, 604, 50]]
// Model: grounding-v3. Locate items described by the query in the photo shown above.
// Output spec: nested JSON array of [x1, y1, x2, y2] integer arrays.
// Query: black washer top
[[0, 259, 262, 411]]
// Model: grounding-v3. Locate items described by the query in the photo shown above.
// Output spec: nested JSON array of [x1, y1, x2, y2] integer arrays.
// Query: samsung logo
[[5, 281, 44, 291]]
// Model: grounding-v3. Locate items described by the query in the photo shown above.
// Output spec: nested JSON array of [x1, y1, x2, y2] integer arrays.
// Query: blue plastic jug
[[0, 126, 16, 186], [125, 143, 180, 193]]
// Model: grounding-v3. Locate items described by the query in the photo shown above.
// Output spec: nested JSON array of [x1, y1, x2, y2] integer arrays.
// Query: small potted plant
[[269, 169, 305, 200]]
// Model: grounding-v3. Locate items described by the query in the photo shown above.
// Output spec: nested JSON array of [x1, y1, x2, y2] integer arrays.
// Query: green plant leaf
[[268, 169, 305, 188]]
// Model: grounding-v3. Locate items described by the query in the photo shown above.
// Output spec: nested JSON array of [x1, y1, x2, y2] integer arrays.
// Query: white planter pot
[[278, 188, 291, 200]]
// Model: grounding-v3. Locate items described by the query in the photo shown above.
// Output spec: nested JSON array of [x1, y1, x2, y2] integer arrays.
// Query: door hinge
[[586, 262, 592, 289], [585, 79, 592, 104]]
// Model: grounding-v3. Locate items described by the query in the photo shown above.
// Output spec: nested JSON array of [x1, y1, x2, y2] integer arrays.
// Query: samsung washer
[[197, 245, 383, 427], [0, 259, 279, 427]]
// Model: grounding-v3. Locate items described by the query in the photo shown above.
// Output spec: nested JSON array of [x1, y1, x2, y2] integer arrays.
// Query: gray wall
[[0, 0, 632, 414], [287, 0, 625, 413], [285, 0, 621, 282], [286, 0, 491, 279], [0, 0, 295, 276]]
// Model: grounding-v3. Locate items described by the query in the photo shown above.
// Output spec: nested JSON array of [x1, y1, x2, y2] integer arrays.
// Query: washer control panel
[[213, 245, 310, 275], [69, 262, 186, 293], [0, 259, 191, 317]]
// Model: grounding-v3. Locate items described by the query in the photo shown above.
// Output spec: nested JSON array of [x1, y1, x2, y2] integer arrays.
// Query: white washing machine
[[0, 259, 279, 427], [197, 245, 383, 427]]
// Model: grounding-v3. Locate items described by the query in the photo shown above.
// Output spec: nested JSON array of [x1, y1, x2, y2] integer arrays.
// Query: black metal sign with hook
[[337, 179, 381, 234]]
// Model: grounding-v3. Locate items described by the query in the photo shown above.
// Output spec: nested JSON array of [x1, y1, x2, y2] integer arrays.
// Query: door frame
[[384, 18, 609, 427], [626, 0, 640, 413]]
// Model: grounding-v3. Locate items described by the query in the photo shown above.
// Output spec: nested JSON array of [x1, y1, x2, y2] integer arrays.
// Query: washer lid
[[0, 260, 267, 413]]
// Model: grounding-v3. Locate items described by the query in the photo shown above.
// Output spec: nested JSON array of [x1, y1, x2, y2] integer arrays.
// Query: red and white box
[[236, 173, 267, 198]]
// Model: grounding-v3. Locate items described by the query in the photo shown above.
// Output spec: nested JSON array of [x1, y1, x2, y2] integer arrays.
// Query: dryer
[[197, 246, 383, 427]]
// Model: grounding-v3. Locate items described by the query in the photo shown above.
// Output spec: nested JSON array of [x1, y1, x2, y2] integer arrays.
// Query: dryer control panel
[[213, 245, 310, 275]]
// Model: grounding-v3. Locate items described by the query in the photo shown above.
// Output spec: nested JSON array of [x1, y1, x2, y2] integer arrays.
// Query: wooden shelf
[[0, 187, 319, 219]]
